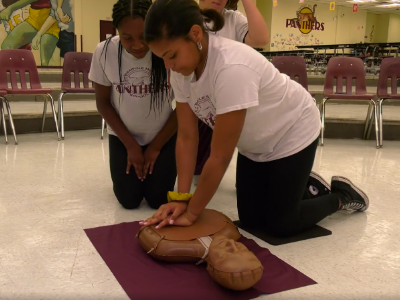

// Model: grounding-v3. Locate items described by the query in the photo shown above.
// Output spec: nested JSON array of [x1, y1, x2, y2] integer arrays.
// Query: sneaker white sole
[[310, 171, 331, 191], [331, 176, 369, 212]]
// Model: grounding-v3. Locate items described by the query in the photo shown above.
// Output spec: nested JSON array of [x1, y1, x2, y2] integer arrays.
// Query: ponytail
[[225, 0, 239, 10], [144, 0, 224, 43], [201, 8, 224, 32]]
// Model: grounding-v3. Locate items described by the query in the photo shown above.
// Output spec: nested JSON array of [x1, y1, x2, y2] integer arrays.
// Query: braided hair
[[101, 0, 170, 115]]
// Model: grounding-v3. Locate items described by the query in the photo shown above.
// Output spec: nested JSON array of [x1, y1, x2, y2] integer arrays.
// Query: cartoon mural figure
[[297, 4, 317, 22], [53, 0, 74, 60], [0, 0, 74, 66], [0, 0, 24, 34], [31, 0, 74, 63], [0, 0, 59, 65]]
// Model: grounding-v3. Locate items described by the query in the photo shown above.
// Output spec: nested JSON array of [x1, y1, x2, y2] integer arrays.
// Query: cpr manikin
[[137, 209, 263, 291], [206, 235, 263, 291]]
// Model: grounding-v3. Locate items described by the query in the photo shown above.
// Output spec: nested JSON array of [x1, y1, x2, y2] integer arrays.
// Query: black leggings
[[109, 134, 177, 209], [236, 139, 340, 237]]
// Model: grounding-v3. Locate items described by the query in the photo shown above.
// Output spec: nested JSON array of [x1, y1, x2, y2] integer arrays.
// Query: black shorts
[[56, 30, 75, 57]]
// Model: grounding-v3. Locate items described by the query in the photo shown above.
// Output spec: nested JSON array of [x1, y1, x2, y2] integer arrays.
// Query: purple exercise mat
[[84, 222, 316, 300]]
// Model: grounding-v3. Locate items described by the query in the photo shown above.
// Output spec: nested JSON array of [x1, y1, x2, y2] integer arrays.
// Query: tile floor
[[0, 130, 399, 300], [6, 100, 400, 123]]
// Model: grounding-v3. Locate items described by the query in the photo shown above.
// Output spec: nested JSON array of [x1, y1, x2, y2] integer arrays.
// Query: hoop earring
[[197, 42, 203, 51]]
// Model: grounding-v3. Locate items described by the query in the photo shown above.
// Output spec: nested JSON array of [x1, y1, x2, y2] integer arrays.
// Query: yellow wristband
[[167, 191, 193, 203]]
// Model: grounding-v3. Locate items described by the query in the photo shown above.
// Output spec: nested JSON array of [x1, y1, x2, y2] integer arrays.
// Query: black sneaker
[[305, 171, 331, 199], [331, 176, 369, 213]]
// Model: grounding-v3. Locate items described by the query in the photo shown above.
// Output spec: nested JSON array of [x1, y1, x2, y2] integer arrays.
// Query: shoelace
[[342, 202, 365, 210]]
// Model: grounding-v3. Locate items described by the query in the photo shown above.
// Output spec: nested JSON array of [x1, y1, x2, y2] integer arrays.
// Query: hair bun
[[200, 9, 225, 32]]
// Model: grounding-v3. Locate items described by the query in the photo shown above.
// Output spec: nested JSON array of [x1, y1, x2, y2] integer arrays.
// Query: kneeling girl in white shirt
[[141, 0, 369, 237]]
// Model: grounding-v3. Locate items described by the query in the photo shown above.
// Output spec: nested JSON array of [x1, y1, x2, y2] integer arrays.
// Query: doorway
[[100, 20, 116, 42]]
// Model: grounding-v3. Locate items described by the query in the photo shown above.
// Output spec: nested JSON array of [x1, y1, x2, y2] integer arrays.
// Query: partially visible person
[[193, 0, 269, 186]]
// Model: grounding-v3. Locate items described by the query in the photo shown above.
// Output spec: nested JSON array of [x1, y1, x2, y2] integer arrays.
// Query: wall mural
[[271, 4, 326, 51], [0, 0, 74, 66]]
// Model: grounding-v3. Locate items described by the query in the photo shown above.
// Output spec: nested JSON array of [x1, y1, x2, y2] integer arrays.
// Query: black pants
[[109, 134, 177, 209], [236, 139, 339, 237], [195, 120, 212, 175]]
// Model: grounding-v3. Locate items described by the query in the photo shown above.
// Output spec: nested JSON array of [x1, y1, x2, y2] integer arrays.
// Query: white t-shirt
[[171, 34, 321, 162], [89, 36, 173, 146], [206, 9, 249, 43]]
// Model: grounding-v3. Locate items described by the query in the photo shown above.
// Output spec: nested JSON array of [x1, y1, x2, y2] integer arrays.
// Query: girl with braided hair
[[88, 0, 177, 210]]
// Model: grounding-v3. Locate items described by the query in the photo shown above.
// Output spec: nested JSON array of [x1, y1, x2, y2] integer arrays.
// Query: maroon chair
[[0, 90, 8, 144], [321, 57, 378, 148], [0, 49, 60, 144], [58, 52, 95, 139], [271, 56, 310, 90], [272, 56, 318, 110], [376, 57, 400, 147]]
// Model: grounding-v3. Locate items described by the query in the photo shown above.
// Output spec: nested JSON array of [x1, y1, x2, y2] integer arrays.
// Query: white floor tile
[[0, 130, 399, 299]]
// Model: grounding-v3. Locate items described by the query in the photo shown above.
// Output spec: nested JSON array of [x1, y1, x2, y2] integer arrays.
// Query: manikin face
[[208, 236, 261, 272], [117, 16, 150, 59], [199, 0, 229, 13], [148, 25, 204, 76]]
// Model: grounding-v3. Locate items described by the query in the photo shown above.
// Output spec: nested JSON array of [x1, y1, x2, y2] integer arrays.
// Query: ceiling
[[315, 0, 400, 14]]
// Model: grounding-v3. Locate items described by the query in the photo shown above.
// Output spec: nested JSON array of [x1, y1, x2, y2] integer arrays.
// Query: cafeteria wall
[[388, 14, 400, 43], [77, 0, 397, 53], [82, 0, 393, 53], [256, 0, 272, 51], [334, 6, 367, 44], [79, 0, 258, 53], [267, 1, 338, 51], [260, 0, 372, 51], [365, 13, 378, 43], [370, 13, 390, 43], [74, 0, 114, 53]]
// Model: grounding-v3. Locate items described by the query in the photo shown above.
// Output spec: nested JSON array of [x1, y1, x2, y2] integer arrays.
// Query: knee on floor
[[266, 219, 300, 238], [145, 194, 168, 210], [119, 200, 142, 210], [113, 191, 143, 210]]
